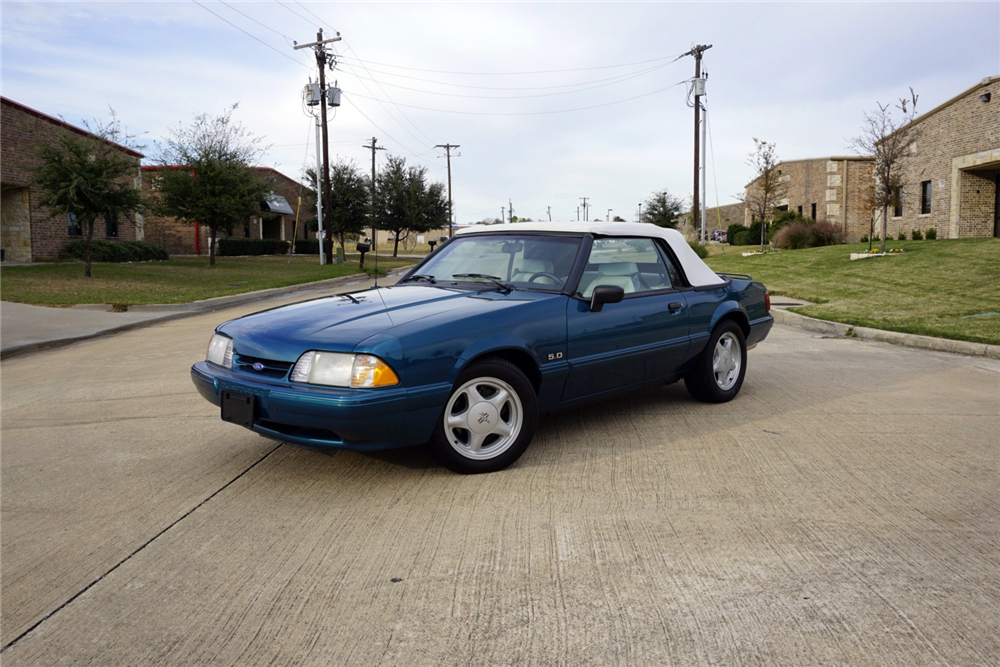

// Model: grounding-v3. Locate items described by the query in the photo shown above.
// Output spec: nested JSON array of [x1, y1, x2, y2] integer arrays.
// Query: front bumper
[[191, 362, 448, 452]]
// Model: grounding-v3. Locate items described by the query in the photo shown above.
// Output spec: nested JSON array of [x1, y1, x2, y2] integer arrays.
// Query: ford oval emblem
[[252, 362, 265, 371]]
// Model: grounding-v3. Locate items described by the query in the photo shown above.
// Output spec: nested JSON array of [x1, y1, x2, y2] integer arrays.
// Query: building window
[[893, 186, 903, 218], [68, 212, 82, 236], [810, 203, 816, 220], [105, 212, 118, 238], [797, 206, 803, 215], [920, 180, 931, 214]]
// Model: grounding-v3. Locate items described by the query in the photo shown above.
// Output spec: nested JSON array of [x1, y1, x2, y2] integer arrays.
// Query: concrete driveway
[[1, 300, 998, 665]]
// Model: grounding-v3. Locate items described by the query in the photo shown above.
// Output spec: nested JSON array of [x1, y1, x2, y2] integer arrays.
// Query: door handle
[[668, 302, 684, 313]]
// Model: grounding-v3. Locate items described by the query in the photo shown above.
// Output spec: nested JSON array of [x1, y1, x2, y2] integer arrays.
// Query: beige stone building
[[762, 157, 875, 240], [1, 97, 144, 262], [884, 76, 1000, 239]]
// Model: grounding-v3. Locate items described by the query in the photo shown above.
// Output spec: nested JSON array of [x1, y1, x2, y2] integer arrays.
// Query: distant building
[[744, 156, 876, 241], [1, 97, 144, 262], [142, 166, 311, 255], [881, 75, 1000, 239], [682, 202, 746, 238]]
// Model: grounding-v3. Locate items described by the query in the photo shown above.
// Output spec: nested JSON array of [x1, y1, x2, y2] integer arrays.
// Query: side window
[[576, 237, 673, 298]]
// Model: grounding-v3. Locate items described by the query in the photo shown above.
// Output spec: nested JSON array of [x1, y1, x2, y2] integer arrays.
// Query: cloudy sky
[[3, 1, 997, 225]]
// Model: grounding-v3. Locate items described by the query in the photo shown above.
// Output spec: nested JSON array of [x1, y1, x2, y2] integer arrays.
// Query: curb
[[1, 270, 409, 360], [770, 307, 1000, 360]]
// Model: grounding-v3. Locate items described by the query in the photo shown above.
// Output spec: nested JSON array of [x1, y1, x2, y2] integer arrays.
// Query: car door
[[561, 237, 691, 402]]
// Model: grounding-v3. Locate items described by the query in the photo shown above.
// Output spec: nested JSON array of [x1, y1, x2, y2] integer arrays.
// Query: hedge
[[216, 238, 290, 256], [62, 240, 169, 263]]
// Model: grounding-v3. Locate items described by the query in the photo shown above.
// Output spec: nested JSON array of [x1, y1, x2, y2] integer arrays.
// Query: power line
[[191, 0, 310, 68], [335, 52, 686, 76], [344, 80, 689, 116], [344, 62, 675, 100]]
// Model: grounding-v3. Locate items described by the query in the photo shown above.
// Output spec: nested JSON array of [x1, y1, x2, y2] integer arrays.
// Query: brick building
[[681, 202, 746, 240], [142, 166, 312, 255], [1, 97, 144, 262], [743, 156, 876, 241], [884, 76, 1000, 239]]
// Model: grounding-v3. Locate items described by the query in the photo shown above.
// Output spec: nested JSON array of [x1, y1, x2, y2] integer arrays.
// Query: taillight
[[765, 292, 771, 312]]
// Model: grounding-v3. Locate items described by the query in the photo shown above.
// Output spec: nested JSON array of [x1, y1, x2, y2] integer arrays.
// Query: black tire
[[684, 320, 747, 403], [427, 358, 538, 474]]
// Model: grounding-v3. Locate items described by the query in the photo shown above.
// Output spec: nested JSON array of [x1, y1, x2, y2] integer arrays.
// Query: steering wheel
[[527, 272, 563, 286]]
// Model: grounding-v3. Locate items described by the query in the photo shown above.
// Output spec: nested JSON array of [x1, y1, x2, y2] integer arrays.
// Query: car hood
[[217, 285, 552, 361]]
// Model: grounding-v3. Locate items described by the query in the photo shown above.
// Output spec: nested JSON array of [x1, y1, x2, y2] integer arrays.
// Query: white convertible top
[[457, 221, 726, 288]]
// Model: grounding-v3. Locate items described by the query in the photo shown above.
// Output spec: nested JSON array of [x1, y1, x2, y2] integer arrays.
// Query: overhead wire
[[334, 52, 686, 75], [191, 0, 310, 69]]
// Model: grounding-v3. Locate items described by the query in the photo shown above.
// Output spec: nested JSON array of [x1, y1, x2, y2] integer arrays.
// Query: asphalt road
[[2, 296, 998, 665]]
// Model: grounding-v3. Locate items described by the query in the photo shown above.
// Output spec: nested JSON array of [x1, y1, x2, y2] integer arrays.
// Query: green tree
[[31, 111, 145, 277], [152, 104, 268, 266], [640, 189, 686, 228], [374, 156, 448, 257], [304, 160, 369, 250]]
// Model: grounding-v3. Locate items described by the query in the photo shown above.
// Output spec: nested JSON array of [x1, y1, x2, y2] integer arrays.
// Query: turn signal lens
[[351, 355, 400, 388]]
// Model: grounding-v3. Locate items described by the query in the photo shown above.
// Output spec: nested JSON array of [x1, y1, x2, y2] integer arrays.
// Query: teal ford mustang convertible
[[191, 222, 773, 473]]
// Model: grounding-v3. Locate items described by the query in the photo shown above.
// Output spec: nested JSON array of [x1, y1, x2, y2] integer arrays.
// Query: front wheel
[[427, 358, 538, 474], [684, 321, 747, 403]]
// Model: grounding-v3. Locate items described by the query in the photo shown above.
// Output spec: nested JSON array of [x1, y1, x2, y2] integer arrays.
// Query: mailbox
[[356, 242, 371, 269]]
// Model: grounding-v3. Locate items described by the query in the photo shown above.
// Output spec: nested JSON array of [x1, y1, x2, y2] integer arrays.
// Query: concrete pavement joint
[[0, 443, 284, 655]]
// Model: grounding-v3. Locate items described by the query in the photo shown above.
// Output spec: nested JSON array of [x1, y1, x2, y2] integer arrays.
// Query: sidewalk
[[1, 272, 394, 359], [3, 283, 998, 361]]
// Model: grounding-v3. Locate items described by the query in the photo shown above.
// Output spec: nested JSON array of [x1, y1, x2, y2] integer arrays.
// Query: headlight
[[206, 333, 233, 368], [291, 351, 399, 388]]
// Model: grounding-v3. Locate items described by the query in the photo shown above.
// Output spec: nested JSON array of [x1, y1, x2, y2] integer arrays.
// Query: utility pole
[[580, 197, 589, 221], [509, 199, 514, 222], [638, 202, 643, 222], [295, 29, 342, 261], [684, 44, 711, 243], [607, 209, 612, 222], [547, 206, 551, 222], [362, 137, 385, 249], [435, 143, 460, 236]]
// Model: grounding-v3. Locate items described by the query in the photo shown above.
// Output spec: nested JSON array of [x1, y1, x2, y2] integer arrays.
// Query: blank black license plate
[[221, 390, 255, 429]]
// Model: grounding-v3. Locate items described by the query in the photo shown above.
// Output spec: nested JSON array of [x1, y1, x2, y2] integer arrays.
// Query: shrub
[[294, 239, 320, 254], [217, 238, 290, 256], [911, 229, 923, 240], [688, 239, 708, 259], [62, 240, 169, 263], [809, 220, 844, 247], [727, 223, 747, 246], [860, 234, 869, 243], [733, 230, 755, 246], [773, 222, 812, 250], [898, 231, 907, 241], [926, 227, 937, 240]]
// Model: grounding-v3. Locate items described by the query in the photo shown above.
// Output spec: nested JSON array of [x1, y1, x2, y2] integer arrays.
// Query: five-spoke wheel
[[684, 320, 747, 403], [428, 358, 537, 473]]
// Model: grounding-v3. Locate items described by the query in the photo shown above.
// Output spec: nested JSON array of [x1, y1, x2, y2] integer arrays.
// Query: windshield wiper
[[402, 274, 437, 284], [452, 273, 514, 293]]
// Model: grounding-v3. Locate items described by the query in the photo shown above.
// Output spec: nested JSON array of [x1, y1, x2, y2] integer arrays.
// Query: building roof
[[882, 75, 1000, 140], [1, 96, 144, 159]]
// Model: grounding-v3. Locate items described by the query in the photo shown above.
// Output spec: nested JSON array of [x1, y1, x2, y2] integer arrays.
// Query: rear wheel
[[684, 320, 747, 403], [427, 358, 538, 474]]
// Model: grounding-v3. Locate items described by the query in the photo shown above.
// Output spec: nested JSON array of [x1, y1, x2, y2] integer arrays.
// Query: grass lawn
[[0, 254, 418, 306], [704, 238, 1000, 345]]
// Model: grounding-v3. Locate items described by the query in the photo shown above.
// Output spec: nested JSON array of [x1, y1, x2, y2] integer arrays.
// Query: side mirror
[[589, 285, 625, 312]]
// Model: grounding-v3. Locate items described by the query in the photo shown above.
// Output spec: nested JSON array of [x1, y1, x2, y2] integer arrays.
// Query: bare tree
[[850, 89, 920, 253], [740, 138, 786, 252]]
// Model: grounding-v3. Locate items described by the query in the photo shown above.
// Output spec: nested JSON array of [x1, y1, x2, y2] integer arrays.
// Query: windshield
[[410, 234, 581, 290]]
